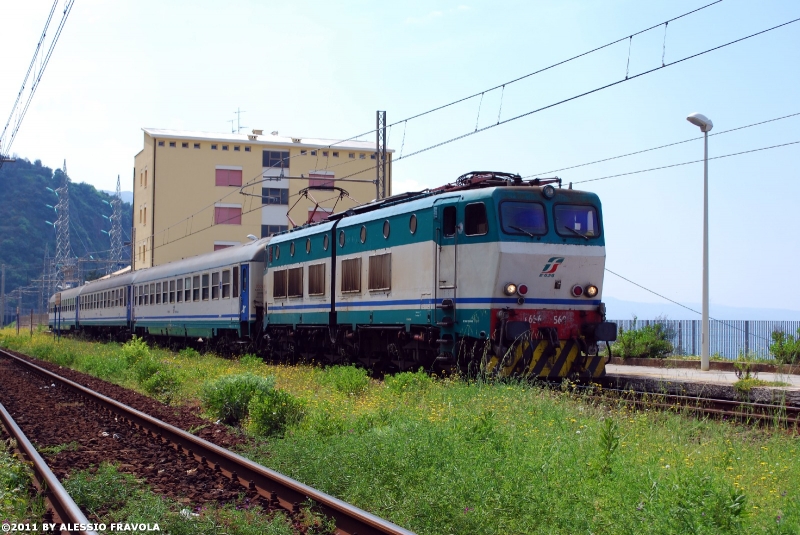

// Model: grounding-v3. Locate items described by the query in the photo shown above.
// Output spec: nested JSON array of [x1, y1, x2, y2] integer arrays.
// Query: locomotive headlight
[[585, 285, 598, 298], [503, 283, 517, 296], [542, 184, 556, 199]]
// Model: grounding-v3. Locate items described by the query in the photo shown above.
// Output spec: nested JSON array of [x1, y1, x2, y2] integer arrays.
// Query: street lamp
[[686, 112, 713, 371]]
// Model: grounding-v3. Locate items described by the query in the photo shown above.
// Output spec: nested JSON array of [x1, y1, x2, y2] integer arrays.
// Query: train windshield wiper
[[508, 225, 536, 238], [563, 225, 588, 240]]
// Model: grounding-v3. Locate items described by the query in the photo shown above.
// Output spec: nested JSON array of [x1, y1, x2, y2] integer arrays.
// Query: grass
[[2, 328, 800, 533], [63, 463, 300, 535], [734, 378, 792, 393], [0, 439, 46, 524]]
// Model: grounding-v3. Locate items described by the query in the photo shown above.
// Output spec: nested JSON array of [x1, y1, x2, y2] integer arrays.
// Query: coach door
[[239, 264, 250, 335], [434, 198, 459, 302], [126, 285, 133, 328]]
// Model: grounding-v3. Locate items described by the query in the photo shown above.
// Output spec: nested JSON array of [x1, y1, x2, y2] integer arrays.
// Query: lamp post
[[686, 112, 713, 371]]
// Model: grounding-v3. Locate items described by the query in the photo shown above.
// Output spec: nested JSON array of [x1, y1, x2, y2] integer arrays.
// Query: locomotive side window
[[222, 270, 231, 298], [287, 267, 303, 298], [212, 272, 220, 300], [176, 279, 183, 302], [233, 266, 240, 298], [308, 264, 325, 296], [500, 201, 547, 236], [341, 258, 362, 293], [202, 274, 210, 300], [443, 206, 456, 237], [273, 269, 288, 298], [193, 276, 200, 301], [465, 203, 488, 236], [184, 277, 191, 302], [409, 214, 417, 234], [554, 204, 600, 239], [368, 253, 391, 291]]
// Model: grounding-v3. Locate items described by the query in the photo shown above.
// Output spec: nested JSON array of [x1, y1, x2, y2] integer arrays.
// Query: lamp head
[[246, 234, 258, 241], [687, 112, 713, 132]]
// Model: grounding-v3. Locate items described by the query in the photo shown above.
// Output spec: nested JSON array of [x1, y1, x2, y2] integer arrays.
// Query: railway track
[[585, 383, 800, 430], [0, 348, 415, 535]]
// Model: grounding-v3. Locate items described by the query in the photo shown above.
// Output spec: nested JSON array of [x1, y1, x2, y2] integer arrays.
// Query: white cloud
[[405, 10, 444, 25]]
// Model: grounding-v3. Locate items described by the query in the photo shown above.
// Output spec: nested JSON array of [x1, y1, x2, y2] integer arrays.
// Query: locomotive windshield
[[554, 204, 600, 239], [500, 201, 547, 236]]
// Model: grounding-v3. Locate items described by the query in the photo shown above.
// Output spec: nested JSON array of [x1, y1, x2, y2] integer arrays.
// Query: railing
[[609, 319, 800, 360]]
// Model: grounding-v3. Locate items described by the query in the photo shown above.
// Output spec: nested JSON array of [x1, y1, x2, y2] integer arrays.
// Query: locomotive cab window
[[443, 206, 456, 237], [554, 204, 600, 239], [500, 201, 547, 236], [465, 202, 488, 236]]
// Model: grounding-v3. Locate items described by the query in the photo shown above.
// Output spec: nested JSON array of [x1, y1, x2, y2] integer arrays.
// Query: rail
[[0, 402, 98, 535], [0, 349, 416, 535]]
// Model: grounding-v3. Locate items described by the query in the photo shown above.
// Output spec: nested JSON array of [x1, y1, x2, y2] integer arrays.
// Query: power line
[[526, 111, 800, 177], [572, 139, 799, 184]]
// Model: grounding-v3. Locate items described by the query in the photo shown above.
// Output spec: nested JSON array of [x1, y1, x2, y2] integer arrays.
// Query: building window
[[310, 150, 317, 156], [273, 269, 287, 298], [245, 146, 251, 152], [234, 146, 240, 151], [194, 143, 201, 149], [371, 154, 377, 160], [215, 168, 243, 187], [214, 206, 242, 225], [301, 150, 307, 155], [169, 141, 176, 147], [262, 150, 290, 169], [308, 263, 325, 296], [359, 153, 366, 159], [332, 151, 339, 158], [181, 142, 189, 148], [341, 258, 361, 293], [158, 140, 165, 147], [308, 172, 334, 189], [287, 267, 303, 297], [261, 187, 289, 205], [261, 224, 288, 237], [211, 144, 218, 150], [222, 145, 229, 151], [145, 170, 147, 187], [322, 151, 329, 157], [349, 153, 355, 159]]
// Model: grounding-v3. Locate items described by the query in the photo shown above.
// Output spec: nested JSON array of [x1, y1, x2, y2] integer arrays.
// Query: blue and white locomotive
[[49, 171, 616, 379], [265, 172, 616, 378]]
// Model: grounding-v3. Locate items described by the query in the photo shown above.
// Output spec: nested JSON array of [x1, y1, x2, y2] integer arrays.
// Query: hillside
[[0, 158, 132, 312]]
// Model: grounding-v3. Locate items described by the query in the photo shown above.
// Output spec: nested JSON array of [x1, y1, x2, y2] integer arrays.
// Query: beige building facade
[[133, 128, 392, 269]]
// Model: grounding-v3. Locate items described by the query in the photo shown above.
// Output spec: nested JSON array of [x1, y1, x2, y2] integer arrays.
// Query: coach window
[[222, 269, 231, 298], [184, 277, 192, 302], [193, 275, 200, 301], [169, 280, 175, 303], [176, 279, 183, 303], [465, 202, 488, 236], [202, 274, 210, 300], [144, 285, 150, 305], [150, 283, 156, 305], [212, 272, 220, 299], [233, 266, 240, 298], [443, 206, 457, 237], [137, 286, 142, 306], [133, 287, 137, 307], [162, 283, 167, 304], [156, 283, 162, 304]]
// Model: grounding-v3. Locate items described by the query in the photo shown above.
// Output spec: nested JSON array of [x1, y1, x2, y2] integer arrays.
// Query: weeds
[[319, 366, 370, 396], [248, 389, 305, 437], [599, 417, 620, 475], [200, 373, 276, 425], [612, 316, 674, 359], [770, 328, 800, 364]]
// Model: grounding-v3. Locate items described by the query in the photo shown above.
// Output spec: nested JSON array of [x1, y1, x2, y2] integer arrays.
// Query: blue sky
[[2, 0, 798, 313]]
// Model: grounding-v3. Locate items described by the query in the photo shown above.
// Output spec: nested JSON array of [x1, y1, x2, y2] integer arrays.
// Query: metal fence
[[609, 319, 800, 360]]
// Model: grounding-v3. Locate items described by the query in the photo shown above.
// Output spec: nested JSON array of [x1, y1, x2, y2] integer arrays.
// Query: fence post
[[744, 321, 749, 357]]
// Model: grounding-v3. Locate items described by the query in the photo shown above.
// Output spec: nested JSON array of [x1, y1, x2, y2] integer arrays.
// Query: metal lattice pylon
[[107, 174, 124, 272], [53, 160, 75, 289]]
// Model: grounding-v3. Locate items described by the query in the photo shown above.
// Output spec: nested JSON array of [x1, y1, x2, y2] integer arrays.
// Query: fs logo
[[539, 257, 564, 278]]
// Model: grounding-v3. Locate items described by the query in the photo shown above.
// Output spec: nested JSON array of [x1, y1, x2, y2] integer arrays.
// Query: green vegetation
[[37, 441, 80, 456], [0, 440, 46, 522], [3, 329, 800, 533], [64, 463, 299, 534], [0, 157, 133, 300], [770, 327, 800, 364], [201, 373, 276, 425], [612, 316, 674, 358]]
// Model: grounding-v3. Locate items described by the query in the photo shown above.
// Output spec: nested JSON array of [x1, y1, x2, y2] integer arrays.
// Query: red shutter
[[215, 169, 228, 186], [214, 244, 233, 251], [215, 207, 242, 225], [309, 172, 335, 189], [229, 169, 242, 186]]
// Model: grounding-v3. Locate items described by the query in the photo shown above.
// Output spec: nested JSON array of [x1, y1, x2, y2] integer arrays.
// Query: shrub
[[133, 355, 162, 383], [178, 347, 200, 359], [142, 367, 180, 399], [201, 373, 276, 425], [239, 354, 262, 368], [320, 365, 370, 396], [248, 389, 305, 437], [612, 316, 673, 359], [121, 336, 150, 365], [384, 368, 433, 395], [770, 328, 800, 364]]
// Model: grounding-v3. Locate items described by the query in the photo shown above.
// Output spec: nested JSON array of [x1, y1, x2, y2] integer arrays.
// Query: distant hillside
[[101, 190, 133, 204], [0, 158, 132, 310]]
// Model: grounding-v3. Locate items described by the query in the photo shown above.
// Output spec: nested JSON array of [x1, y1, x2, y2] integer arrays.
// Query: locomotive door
[[239, 264, 250, 336], [434, 198, 459, 302]]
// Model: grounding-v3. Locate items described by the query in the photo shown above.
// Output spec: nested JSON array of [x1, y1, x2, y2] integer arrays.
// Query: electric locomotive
[[264, 172, 616, 379]]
